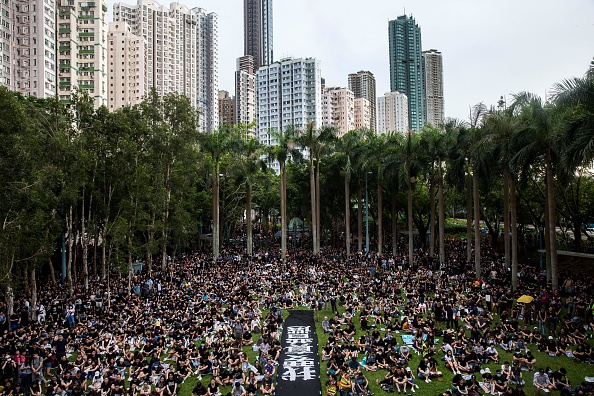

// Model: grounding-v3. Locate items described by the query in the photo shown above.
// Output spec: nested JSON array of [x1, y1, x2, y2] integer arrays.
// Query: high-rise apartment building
[[321, 87, 354, 138], [107, 21, 144, 109], [218, 90, 234, 127], [348, 70, 376, 132], [257, 57, 321, 165], [422, 49, 444, 126], [388, 15, 424, 131], [354, 97, 371, 131], [113, 0, 218, 132], [377, 91, 409, 134], [57, 0, 108, 107], [244, 0, 272, 70], [0, 0, 57, 97], [6, 0, 57, 98], [235, 54, 256, 134]]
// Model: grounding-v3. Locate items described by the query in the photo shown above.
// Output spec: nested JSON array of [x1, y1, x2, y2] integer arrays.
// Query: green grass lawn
[[62, 299, 593, 396]]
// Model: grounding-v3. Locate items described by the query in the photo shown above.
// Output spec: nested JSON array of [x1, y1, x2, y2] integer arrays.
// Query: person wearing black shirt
[[191, 381, 207, 396]]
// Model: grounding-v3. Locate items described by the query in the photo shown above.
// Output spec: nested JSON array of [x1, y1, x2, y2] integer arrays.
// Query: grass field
[[62, 296, 593, 396]]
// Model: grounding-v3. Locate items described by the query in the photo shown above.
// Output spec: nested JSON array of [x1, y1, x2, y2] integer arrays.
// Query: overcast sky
[[109, 0, 594, 121]]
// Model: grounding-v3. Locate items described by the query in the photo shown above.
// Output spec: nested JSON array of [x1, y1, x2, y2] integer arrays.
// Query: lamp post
[[365, 171, 371, 254]]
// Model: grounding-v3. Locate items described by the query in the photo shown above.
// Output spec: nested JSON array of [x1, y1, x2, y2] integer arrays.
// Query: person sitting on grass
[[362, 351, 377, 372], [533, 368, 554, 394], [393, 365, 408, 394], [445, 349, 463, 375], [550, 367, 571, 393], [485, 345, 499, 363], [353, 372, 370, 396], [337, 369, 353, 396], [326, 376, 338, 396], [347, 356, 360, 376]]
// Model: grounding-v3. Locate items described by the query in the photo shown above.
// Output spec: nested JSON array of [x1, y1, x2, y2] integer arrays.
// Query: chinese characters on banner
[[281, 326, 317, 381]]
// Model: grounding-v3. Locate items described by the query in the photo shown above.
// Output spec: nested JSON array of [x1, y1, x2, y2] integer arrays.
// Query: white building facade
[[57, 0, 108, 107], [0, 0, 57, 98], [422, 49, 444, 126], [257, 57, 321, 146], [377, 91, 409, 134], [321, 86, 354, 138], [113, 0, 218, 131], [107, 21, 144, 109], [354, 97, 371, 131], [235, 54, 256, 135]]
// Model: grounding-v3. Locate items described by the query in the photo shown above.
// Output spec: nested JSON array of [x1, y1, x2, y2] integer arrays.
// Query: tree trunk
[[503, 171, 511, 268], [213, 169, 220, 260], [408, 183, 414, 266], [510, 177, 518, 290], [377, 180, 383, 255], [544, 188, 551, 282], [161, 242, 167, 271], [81, 192, 89, 290], [316, 161, 321, 252], [30, 268, 37, 322], [546, 149, 558, 290], [280, 162, 287, 258], [438, 164, 445, 265], [357, 186, 363, 252], [466, 172, 473, 263], [345, 177, 351, 256], [473, 169, 481, 278], [48, 258, 57, 286], [128, 236, 133, 295], [392, 195, 398, 257], [101, 229, 107, 280], [246, 184, 253, 256], [429, 177, 435, 257], [310, 158, 317, 253], [93, 235, 97, 277], [67, 206, 74, 296]]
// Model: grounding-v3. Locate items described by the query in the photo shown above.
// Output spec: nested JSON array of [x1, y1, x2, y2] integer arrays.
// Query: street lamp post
[[365, 172, 371, 254]]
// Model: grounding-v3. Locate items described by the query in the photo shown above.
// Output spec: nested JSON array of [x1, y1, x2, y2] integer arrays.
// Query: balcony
[[59, 46, 71, 51], [78, 14, 95, 20], [59, 63, 72, 69], [79, 66, 94, 72], [59, 81, 71, 87], [79, 32, 94, 37], [79, 49, 94, 54], [59, 28, 71, 33], [79, 83, 94, 89]]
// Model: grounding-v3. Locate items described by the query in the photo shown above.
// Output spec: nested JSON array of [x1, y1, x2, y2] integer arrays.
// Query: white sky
[[108, 0, 594, 121]]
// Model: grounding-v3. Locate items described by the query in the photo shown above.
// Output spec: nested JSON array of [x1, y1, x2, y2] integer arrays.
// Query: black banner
[[276, 310, 322, 396]]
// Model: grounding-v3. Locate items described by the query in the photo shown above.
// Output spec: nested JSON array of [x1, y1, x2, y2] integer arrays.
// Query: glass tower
[[388, 15, 424, 131]]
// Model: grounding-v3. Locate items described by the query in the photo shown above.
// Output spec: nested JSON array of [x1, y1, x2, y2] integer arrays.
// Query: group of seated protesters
[[0, 237, 593, 396]]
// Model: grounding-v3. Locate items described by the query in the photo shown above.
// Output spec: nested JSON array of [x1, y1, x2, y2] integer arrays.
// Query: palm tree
[[267, 126, 300, 259], [337, 130, 364, 256], [362, 131, 390, 255], [483, 109, 521, 289], [446, 120, 473, 263], [511, 93, 562, 290], [298, 122, 319, 253], [313, 125, 338, 252], [551, 61, 594, 171], [201, 124, 233, 260], [233, 126, 262, 256]]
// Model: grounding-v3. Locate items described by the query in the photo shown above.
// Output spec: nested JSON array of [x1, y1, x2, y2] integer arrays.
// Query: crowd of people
[[0, 237, 593, 396]]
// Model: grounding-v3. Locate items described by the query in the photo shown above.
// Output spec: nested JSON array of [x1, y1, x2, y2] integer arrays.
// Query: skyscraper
[[107, 22, 145, 110], [377, 91, 409, 134], [57, 0, 108, 107], [257, 57, 321, 171], [422, 49, 444, 126], [8, 0, 57, 99], [218, 90, 234, 127], [235, 55, 256, 135], [388, 15, 424, 131], [321, 87, 354, 137], [244, 0, 272, 70], [348, 71, 376, 132], [113, 0, 219, 132]]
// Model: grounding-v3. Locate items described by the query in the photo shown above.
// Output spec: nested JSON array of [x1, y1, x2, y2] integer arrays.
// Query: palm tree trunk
[[316, 162, 321, 252], [281, 162, 287, 258], [392, 195, 398, 257], [30, 268, 37, 322], [310, 159, 317, 254], [510, 177, 519, 290], [408, 183, 413, 266], [503, 171, 511, 268], [429, 177, 435, 257], [67, 206, 74, 296], [473, 169, 481, 278], [546, 149, 558, 290], [357, 186, 363, 252], [213, 169, 220, 260], [48, 258, 57, 286], [466, 172, 473, 263], [101, 228, 107, 280], [345, 177, 350, 256], [81, 192, 89, 290], [544, 187, 551, 282], [246, 184, 253, 256], [377, 181, 383, 255], [438, 164, 445, 265]]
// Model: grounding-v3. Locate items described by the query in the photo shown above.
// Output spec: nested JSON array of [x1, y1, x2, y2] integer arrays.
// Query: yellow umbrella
[[517, 295, 534, 304]]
